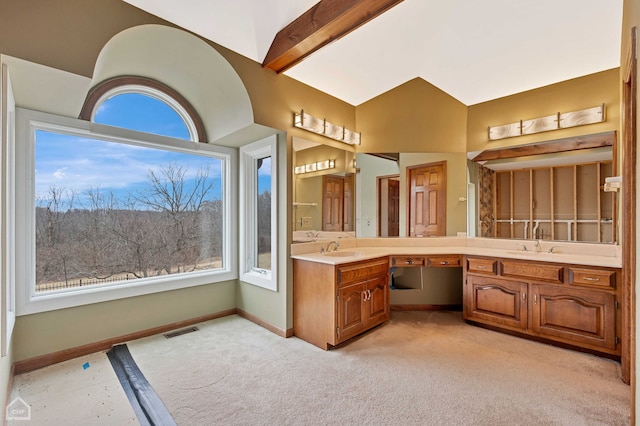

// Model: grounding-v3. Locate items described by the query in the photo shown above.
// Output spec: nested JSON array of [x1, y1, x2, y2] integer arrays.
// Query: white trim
[[239, 135, 278, 291], [91, 84, 199, 142], [1, 64, 16, 356], [14, 108, 237, 315]]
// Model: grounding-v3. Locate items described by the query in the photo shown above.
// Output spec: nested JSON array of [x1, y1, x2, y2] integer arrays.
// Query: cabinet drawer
[[428, 255, 460, 267], [500, 260, 564, 284], [390, 256, 425, 267], [568, 267, 616, 290], [467, 257, 497, 275], [337, 258, 389, 285]]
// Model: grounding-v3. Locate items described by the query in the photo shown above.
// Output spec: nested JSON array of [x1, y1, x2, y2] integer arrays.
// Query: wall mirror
[[467, 131, 618, 244], [356, 152, 468, 238], [292, 137, 356, 240]]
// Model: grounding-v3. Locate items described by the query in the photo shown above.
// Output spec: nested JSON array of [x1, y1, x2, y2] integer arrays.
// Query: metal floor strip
[[107, 344, 177, 426]]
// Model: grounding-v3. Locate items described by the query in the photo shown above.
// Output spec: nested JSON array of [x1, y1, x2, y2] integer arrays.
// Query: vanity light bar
[[294, 159, 336, 175], [294, 110, 361, 145], [488, 104, 605, 141]]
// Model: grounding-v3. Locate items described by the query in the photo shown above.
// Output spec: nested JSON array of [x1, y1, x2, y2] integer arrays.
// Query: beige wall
[[355, 78, 468, 153], [13, 281, 235, 361], [467, 68, 620, 153]]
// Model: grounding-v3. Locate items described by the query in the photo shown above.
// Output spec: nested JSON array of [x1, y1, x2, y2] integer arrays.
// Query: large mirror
[[292, 137, 356, 240], [293, 133, 616, 244], [356, 152, 468, 238], [467, 132, 617, 244]]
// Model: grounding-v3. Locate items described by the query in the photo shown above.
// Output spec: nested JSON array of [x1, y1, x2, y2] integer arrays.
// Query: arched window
[[79, 76, 207, 142], [14, 76, 233, 314]]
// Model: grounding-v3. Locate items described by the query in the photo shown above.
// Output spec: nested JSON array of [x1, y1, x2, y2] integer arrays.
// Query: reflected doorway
[[377, 175, 400, 237]]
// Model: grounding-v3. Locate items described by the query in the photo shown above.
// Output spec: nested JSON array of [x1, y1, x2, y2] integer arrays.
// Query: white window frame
[[1, 64, 16, 356], [92, 84, 199, 142], [239, 135, 278, 291], [14, 108, 237, 315]]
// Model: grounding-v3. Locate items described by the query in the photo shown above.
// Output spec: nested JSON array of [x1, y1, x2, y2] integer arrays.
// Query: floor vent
[[163, 326, 199, 339]]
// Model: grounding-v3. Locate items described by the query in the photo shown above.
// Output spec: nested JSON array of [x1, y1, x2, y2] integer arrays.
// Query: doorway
[[322, 174, 354, 232], [377, 176, 400, 237], [407, 161, 447, 237]]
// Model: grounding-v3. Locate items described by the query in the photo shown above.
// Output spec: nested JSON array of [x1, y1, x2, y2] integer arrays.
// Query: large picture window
[[15, 109, 236, 314], [34, 130, 225, 292]]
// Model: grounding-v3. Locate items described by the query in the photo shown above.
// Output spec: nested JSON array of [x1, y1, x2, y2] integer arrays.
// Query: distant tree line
[[35, 164, 227, 289]]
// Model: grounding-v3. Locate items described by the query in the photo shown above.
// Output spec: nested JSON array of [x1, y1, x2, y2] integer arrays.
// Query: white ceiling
[[122, 0, 623, 106]]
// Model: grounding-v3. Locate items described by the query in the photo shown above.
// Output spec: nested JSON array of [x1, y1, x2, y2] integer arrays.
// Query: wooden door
[[408, 162, 446, 237], [388, 179, 400, 236], [466, 275, 528, 330], [337, 282, 365, 342], [322, 175, 343, 231], [531, 284, 616, 350], [364, 276, 389, 327]]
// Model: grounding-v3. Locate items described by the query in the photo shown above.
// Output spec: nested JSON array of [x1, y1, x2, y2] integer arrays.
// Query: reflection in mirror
[[468, 132, 617, 244], [356, 152, 468, 238], [292, 137, 356, 240]]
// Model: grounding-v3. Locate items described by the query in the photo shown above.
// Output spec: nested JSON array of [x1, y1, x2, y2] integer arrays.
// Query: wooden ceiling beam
[[262, 0, 404, 73]]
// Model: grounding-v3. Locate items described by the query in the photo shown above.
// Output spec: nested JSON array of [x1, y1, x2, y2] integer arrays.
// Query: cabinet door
[[365, 276, 389, 327], [531, 284, 616, 351], [466, 275, 528, 330], [337, 282, 365, 343]]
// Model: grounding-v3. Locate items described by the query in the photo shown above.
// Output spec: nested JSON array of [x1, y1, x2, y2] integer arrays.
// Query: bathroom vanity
[[291, 239, 622, 357]]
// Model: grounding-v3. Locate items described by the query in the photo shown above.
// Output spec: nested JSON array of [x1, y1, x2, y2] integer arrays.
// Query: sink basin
[[323, 251, 365, 258]]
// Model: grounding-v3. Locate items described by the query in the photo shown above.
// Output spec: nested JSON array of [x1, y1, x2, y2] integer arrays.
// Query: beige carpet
[[126, 311, 630, 425]]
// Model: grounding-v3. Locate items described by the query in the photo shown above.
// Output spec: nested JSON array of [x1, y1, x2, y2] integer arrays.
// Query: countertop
[[290, 237, 622, 268]]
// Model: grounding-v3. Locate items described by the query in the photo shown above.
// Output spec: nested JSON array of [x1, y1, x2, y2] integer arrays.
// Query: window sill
[[17, 269, 237, 316]]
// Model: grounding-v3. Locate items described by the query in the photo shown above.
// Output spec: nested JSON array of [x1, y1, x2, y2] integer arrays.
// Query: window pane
[[257, 156, 271, 270], [94, 93, 192, 140], [34, 130, 224, 292]]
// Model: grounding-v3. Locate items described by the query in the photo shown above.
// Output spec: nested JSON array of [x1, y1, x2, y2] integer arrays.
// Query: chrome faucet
[[323, 240, 340, 253], [547, 246, 559, 253], [517, 243, 528, 252], [534, 240, 541, 252]]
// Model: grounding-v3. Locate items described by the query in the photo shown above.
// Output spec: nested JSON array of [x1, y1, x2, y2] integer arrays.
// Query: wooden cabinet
[[390, 254, 460, 268], [467, 275, 528, 331], [531, 283, 616, 350], [294, 257, 390, 350], [464, 256, 621, 356]]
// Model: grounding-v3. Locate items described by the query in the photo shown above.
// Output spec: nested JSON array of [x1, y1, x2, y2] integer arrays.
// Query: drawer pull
[[476, 265, 487, 269], [584, 277, 601, 282], [440, 261, 449, 265], [405, 259, 414, 265]]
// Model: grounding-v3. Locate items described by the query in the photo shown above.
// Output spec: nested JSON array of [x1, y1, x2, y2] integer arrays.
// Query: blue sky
[[35, 92, 271, 209]]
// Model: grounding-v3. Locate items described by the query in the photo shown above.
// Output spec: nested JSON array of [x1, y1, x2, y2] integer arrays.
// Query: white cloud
[[53, 167, 67, 179]]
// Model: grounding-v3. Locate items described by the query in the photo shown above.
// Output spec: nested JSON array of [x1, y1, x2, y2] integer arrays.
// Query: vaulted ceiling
[[122, 0, 623, 106]]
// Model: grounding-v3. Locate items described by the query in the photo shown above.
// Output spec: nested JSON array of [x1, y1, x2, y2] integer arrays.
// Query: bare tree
[[35, 163, 223, 290]]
